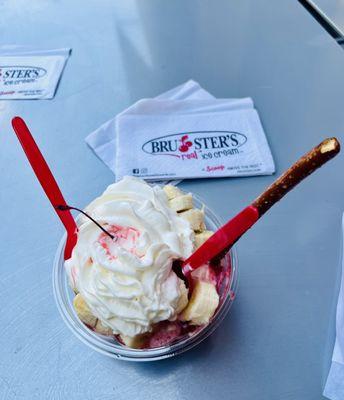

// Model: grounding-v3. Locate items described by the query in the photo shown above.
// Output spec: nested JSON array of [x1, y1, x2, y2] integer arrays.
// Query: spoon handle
[[12, 117, 78, 260], [183, 138, 340, 272]]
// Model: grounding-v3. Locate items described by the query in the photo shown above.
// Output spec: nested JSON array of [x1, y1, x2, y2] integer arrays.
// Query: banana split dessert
[[65, 176, 230, 349]]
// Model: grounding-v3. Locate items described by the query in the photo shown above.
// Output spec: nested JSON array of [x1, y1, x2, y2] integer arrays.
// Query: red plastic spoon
[[182, 138, 340, 278], [12, 117, 78, 260]]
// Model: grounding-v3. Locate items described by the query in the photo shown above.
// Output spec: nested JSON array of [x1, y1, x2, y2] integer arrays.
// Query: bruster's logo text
[[0, 66, 47, 85], [142, 131, 247, 161]]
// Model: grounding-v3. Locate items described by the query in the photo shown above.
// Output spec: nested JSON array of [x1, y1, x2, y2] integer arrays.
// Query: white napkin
[[115, 100, 274, 181], [86, 80, 275, 182], [324, 214, 344, 400], [0, 46, 70, 99], [86, 80, 213, 174]]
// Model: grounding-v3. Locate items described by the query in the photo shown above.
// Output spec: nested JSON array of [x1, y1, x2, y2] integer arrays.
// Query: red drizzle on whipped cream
[[98, 225, 141, 259]]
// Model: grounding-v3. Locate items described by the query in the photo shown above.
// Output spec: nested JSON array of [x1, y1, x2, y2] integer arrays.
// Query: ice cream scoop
[[64, 177, 194, 338]]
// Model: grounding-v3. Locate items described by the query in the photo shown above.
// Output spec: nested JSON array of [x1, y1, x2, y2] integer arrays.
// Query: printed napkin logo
[[0, 66, 47, 86], [178, 135, 193, 152], [142, 131, 247, 161]]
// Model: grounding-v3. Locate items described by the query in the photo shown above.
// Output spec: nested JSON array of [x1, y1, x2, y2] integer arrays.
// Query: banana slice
[[120, 334, 148, 349], [163, 185, 183, 200], [94, 320, 113, 336], [168, 194, 193, 212], [73, 294, 97, 328], [180, 281, 219, 325], [180, 208, 206, 232], [176, 279, 189, 314], [194, 230, 214, 249]]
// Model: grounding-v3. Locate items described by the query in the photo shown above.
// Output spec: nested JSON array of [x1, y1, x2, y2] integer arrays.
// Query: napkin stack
[[86, 80, 275, 182]]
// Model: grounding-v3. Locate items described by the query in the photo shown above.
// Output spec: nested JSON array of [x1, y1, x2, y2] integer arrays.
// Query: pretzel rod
[[252, 138, 340, 216], [184, 137, 340, 270]]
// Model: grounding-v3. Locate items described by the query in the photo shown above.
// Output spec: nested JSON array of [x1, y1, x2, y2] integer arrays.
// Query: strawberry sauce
[[98, 225, 141, 259], [140, 256, 231, 349]]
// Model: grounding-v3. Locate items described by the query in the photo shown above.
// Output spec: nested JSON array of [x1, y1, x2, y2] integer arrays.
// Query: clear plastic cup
[[53, 194, 238, 361]]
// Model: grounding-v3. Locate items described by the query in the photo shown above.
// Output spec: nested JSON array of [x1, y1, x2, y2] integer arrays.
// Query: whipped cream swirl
[[65, 177, 193, 337]]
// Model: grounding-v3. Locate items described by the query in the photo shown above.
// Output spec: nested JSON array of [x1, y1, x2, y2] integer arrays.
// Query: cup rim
[[52, 194, 239, 361]]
